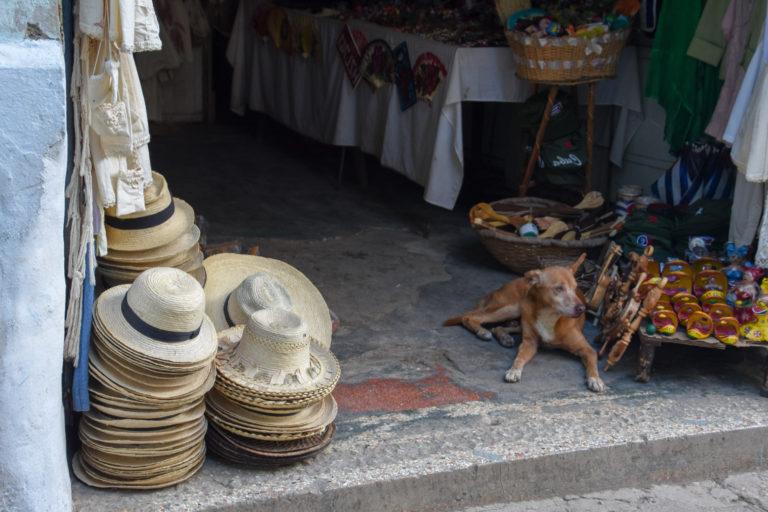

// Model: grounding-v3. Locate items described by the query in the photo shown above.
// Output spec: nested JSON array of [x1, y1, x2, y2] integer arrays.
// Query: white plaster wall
[[0, 35, 72, 512]]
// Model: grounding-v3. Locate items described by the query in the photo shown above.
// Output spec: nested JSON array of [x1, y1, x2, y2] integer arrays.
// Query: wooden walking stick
[[605, 277, 668, 371], [587, 242, 622, 311]]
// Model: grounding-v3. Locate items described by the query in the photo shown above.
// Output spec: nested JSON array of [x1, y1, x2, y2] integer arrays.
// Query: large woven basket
[[472, 198, 607, 275], [495, 1, 630, 83]]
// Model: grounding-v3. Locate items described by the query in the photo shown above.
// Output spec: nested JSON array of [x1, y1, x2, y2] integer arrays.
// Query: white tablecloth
[[227, 1, 643, 209]]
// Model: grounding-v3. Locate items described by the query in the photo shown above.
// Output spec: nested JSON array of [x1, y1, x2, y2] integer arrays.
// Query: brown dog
[[445, 254, 605, 393]]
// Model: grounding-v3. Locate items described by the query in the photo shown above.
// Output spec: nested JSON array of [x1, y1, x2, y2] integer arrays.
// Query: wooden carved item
[[605, 278, 668, 370], [587, 242, 622, 311], [599, 272, 647, 357]]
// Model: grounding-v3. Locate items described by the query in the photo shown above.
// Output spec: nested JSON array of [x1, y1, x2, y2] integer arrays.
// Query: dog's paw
[[492, 328, 517, 348], [476, 329, 493, 342], [504, 368, 523, 383], [586, 377, 606, 393]]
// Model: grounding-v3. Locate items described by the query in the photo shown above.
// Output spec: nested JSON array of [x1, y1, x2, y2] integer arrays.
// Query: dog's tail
[[443, 316, 463, 326]]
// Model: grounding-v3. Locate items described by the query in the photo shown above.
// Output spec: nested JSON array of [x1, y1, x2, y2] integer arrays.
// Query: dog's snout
[[574, 304, 586, 316]]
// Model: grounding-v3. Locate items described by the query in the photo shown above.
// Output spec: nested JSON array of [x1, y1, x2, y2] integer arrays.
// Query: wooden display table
[[636, 330, 768, 396]]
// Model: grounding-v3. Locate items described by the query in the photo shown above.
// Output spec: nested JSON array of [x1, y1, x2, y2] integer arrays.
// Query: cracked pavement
[[466, 470, 768, 512]]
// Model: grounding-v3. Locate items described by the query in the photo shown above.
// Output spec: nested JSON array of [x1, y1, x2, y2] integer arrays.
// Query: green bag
[[520, 90, 580, 142], [537, 132, 586, 188]]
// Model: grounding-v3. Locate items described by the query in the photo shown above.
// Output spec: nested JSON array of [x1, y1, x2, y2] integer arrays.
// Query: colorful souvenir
[[677, 303, 702, 324], [413, 52, 447, 104], [296, 16, 320, 60], [663, 260, 692, 277], [361, 40, 395, 90], [686, 311, 713, 340], [392, 42, 417, 112], [352, 30, 368, 53], [693, 270, 727, 297], [651, 309, 678, 335], [743, 265, 765, 283], [700, 290, 726, 305], [714, 317, 740, 345], [704, 302, 733, 322], [733, 277, 759, 325], [336, 25, 363, 87], [692, 257, 723, 274], [670, 292, 697, 313], [663, 272, 692, 297], [741, 323, 764, 342], [724, 242, 748, 285]]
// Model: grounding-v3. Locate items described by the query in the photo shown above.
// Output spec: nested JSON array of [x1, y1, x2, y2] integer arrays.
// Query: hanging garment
[[79, 0, 162, 53], [705, 0, 756, 140], [731, 63, 768, 182], [646, 0, 723, 153], [728, 173, 764, 247], [134, 0, 162, 52], [686, 0, 730, 68]]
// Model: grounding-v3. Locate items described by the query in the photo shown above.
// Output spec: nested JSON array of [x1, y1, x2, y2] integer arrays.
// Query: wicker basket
[[472, 198, 607, 275], [495, 1, 631, 84]]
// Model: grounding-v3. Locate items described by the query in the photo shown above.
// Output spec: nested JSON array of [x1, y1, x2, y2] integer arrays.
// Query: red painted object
[[334, 365, 494, 414]]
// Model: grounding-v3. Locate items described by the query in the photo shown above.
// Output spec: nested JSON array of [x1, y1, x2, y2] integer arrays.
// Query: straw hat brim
[[106, 198, 195, 252], [203, 254, 332, 349], [205, 391, 337, 433], [215, 337, 340, 398], [95, 284, 218, 366], [72, 450, 204, 489]]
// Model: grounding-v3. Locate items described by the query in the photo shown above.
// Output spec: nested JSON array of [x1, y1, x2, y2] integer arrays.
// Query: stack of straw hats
[[97, 172, 205, 287], [202, 253, 333, 349], [73, 267, 218, 489], [205, 308, 340, 466]]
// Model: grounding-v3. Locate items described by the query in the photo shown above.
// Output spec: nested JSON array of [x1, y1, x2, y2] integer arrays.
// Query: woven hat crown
[[105, 175, 172, 220], [228, 273, 292, 326], [233, 308, 310, 371], [125, 267, 205, 334]]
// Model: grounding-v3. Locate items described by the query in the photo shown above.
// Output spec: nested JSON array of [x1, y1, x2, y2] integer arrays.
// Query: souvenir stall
[[226, 0, 644, 209], [61, 0, 768, 496]]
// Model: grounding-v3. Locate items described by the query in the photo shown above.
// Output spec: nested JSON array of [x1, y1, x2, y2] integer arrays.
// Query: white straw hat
[[105, 187, 194, 251], [216, 309, 340, 397], [93, 267, 217, 366], [203, 254, 332, 349]]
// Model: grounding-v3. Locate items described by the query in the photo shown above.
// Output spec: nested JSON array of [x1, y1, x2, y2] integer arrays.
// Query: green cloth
[[645, 0, 724, 153], [615, 207, 676, 262], [671, 199, 731, 255], [687, 0, 730, 67]]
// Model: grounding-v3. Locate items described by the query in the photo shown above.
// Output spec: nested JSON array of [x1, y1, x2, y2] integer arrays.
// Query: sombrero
[[215, 309, 340, 398], [105, 186, 195, 251], [203, 254, 332, 349], [93, 267, 217, 366]]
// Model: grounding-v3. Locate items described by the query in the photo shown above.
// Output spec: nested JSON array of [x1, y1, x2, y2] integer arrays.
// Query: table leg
[[518, 85, 558, 197], [761, 354, 768, 397], [585, 81, 595, 193], [635, 340, 657, 383]]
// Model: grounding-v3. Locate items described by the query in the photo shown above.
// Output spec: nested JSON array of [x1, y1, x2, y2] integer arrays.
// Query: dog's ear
[[570, 253, 587, 274], [525, 269, 543, 286]]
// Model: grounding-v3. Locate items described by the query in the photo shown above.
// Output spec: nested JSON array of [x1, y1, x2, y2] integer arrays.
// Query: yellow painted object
[[704, 302, 733, 322], [677, 302, 702, 324], [671, 292, 697, 312], [714, 317, 739, 345], [686, 311, 713, 340], [651, 309, 678, 335]]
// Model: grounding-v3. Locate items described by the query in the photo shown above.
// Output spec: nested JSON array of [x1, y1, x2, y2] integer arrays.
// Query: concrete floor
[[73, 121, 768, 512]]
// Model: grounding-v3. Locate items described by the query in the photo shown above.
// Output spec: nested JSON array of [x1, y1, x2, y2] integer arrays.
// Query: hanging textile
[[645, 0, 723, 153], [64, 0, 162, 364]]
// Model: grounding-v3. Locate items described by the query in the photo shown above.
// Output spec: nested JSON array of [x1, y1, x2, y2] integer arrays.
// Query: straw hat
[[215, 309, 340, 398], [94, 267, 217, 366], [99, 225, 201, 265], [203, 253, 332, 349], [105, 184, 195, 251]]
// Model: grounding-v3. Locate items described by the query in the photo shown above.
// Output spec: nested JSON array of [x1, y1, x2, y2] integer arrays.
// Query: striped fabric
[[651, 142, 735, 206]]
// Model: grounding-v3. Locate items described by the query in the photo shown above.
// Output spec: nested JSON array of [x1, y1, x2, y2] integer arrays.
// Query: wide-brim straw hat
[[97, 250, 204, 281], [105, 194, 195, 252], [215, 309, 340, 399], [98, 232, 201, 268], [93, 268, 218, 366], [203, 254, 332, 349], [206, 422, 335, 467], [206, 390, 337, 434]]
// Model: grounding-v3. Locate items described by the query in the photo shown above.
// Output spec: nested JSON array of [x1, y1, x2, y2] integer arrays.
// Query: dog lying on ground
[[444, 254, 605, 393]]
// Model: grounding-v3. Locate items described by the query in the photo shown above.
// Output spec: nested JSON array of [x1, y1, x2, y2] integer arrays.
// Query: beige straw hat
[[93, 267, 217, 366], [215, 309, 340, 398], [203, 254, 332, 349], [99, 226, 201, 266], [105, 186, 195, 251]]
